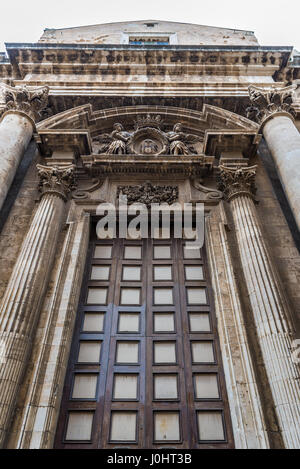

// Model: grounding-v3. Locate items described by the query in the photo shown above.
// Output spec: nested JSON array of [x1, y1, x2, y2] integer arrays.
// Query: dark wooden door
[[54, 234, 234, 448]]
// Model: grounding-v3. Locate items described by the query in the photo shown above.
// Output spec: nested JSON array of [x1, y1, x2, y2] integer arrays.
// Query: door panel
[[55, 234, 234, 448]]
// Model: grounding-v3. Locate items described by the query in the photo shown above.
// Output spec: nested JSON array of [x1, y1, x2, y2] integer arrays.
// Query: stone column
[[0, 83, 49, 211], [218, 164, 300, 449], [0, 164, 76, 448], [247, 85, 300, 230]]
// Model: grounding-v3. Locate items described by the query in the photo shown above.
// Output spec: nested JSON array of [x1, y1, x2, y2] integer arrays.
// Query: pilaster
[[219, 163, 300, 448], [0, 163, 75, 448]]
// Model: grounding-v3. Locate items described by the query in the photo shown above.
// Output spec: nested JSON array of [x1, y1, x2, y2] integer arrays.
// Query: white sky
[[1, 0, 299, 52]]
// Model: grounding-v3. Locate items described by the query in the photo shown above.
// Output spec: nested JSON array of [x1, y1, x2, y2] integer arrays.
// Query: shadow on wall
[[258, 138, 300, 253], [0, 141, 37, 235]]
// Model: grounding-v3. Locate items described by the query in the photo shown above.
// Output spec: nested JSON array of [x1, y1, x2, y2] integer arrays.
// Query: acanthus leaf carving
[[246, 85, 297, 126], [217, 165, 257, 202], [0, 83, 49, 124], [37, 164, 77, 201]]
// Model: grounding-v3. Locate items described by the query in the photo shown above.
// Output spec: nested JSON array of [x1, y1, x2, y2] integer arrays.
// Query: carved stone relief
[[246, 85, 297, 126], [218, 165, 257, 202], [37, 164, 77, 201], [93, 114, 200, 156], [116, 181, 179, 208], [0, 83, 49, 123]]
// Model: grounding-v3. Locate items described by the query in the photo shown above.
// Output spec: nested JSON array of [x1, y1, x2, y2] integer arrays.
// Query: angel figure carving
[[166, 123, 198, 155], [94, 123, 132, 154]]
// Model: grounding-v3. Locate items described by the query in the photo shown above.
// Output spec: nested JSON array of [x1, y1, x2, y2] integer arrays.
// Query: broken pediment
[[35, 103, 259, 160]]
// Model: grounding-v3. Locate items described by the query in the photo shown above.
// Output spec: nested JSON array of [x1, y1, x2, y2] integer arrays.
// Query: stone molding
[[37, 164, 77, 201], [218, 165, 257, 202], [246, 85, 297, 129], [0, 83, 49, 126]]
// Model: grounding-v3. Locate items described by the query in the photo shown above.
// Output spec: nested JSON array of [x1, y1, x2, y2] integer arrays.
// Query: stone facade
[[0, 20, 299, 449]]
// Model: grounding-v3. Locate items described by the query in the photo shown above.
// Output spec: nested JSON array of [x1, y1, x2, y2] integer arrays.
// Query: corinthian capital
[[246, 85, 296, 127], [0, 83, 49, 124], [37, 164, 77, 201], [218, 165, 257, 202]]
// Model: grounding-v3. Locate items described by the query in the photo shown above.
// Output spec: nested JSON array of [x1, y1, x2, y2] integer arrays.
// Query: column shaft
[[247, 85, 300, 231], [0, 82, 49, 212], [230, 193, 300, 448], [263, 115, 300, 230], [0, 192, 65, 447], [0, 113, 33, 210]]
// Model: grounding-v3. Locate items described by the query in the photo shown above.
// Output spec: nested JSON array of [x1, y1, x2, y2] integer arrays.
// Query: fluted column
[[219, 164, 300, 449], [0, 164, 76, 448], [247, 85, 300, 230], [0, 83, 49, 211]]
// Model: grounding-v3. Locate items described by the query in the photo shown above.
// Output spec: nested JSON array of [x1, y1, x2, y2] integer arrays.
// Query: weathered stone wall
[[38, 20, 259, 46]]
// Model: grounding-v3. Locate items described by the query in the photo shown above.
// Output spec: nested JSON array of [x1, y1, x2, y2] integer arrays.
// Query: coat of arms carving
[[117, 182, 179, 208]]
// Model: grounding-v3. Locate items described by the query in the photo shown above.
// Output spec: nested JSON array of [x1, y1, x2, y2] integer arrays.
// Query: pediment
[[36, 104, 258, 159], [37, 103, 258, 132]]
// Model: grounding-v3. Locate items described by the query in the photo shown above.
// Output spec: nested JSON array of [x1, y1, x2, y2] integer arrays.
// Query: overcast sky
[[1, 0, 299, 52]]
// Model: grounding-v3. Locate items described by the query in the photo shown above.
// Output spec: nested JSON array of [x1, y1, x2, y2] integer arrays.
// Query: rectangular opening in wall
[[154, 411, 180, 442], [118, 312, 140, 333], [87, 287, 108, 305], [154, 341, 177, 364], [153, 312, 175, 332], [154, 374, 178, 400], [65, 412, 94, 441], [116, 341, 139, 364], [110, 411, 137, 442], [197, 411, 225, 441], [72, 374, 98, 399], [188, 313, 210, 332], [82, 312, 105, 332], [77, 341, 102, 364], [113, 374, 138, 400], [194, 373, 219, 399]]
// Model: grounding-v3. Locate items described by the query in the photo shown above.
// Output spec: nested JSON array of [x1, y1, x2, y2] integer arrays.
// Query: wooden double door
[[55, 234, 234, 448]]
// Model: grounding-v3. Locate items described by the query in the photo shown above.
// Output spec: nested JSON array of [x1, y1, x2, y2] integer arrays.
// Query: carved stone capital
[[0, 83, 49, 125], [37, 164, 77, 201], [246, 85, 296, 128], [218, 165, 257, 202]]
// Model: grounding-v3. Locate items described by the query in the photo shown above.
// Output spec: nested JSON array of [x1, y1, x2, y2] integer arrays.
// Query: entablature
[[1, 43, 292, 102]]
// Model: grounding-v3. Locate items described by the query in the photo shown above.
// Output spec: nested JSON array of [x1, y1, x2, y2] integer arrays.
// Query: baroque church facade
[[0, 20, 299, 449]]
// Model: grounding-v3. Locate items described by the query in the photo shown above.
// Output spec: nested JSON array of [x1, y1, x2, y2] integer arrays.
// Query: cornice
[[81, 153, 214, 178], [4, 43, 293, 54]]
